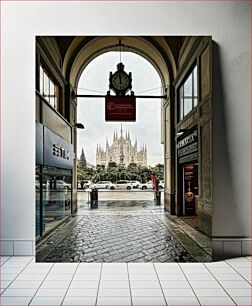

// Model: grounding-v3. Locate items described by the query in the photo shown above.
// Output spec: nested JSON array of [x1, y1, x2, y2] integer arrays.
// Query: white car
[[93, 181, 112, 189], [47, 180, 71, 190], [159, 180, 164, 189], [80, 180, 93, 189], [35, 180, 47, 190], [110, 180, 132, 190], [56, 180, 71, 189], [139, 180, 154, 190], [128, 181, 141, 188]]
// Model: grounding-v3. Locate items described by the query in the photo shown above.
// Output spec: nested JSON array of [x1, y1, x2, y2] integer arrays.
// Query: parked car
[[128, 181, 141, 188], [139, 180, 154, 190], [35, 180, 47, 190], [93, 181, 112, 189], [79, 180, 93, 189], [47, 180, 71, 190], [110, 180, 132, 190], [158, 180, 164, 189]]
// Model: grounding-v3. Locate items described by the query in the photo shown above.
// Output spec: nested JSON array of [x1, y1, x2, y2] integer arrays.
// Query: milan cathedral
[[96, 125, 147, 167]]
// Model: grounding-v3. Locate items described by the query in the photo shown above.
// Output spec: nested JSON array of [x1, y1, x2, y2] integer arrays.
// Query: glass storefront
[[177, 128, 198, 217], [35, 166, 42, 238], [183, 163, 198, 215], [36, 165, 72, 238]]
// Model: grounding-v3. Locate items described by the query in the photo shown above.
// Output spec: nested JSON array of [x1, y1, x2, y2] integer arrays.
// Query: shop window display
[[36, 166, 72, 238]]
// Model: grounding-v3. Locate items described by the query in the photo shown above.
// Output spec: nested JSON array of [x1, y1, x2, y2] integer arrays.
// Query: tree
[[126, 163, 141, 181], [106, 162, 119, 182], [127, 163, 138, 171], [77, 161, 164, 184], [140, 166, 151, 183], [107, 161, 118, 169], [77, 164, 95, 182], [150, 164, 164, 180]]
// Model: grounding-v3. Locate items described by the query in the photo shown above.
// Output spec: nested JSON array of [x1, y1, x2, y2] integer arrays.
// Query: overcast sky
[[77, 51, 164, 166]]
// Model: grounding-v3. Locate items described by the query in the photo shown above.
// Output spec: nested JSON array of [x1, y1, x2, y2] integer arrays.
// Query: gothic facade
[[96, 126, 147, 168]]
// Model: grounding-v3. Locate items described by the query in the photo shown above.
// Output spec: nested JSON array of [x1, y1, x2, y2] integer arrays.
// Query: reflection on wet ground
[[36, 192, 210, 263]]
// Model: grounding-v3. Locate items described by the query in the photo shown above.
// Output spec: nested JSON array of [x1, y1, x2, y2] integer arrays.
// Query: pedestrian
[[151, 172, 161, 204], [80, 180, 84, 189], [150, 172, 158, 192]]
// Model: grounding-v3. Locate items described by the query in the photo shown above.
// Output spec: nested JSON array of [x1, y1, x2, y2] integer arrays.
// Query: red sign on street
[[105, 96, 136, 121]]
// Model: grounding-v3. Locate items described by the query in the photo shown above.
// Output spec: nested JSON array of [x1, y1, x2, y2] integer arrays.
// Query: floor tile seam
[[0, 256, 15, 270], [218, 279, 252, 288], [225, 261, 252, 268], [0, 256, 11, 267], [203, 262, 239, 305], [225, 257, 251, 263], [0, 256, 35, 297], [94, 262, 103, 306], [153, 261, 169, 305], [61, 262, 80, 306], [177, 262, 202, 306], [1, 259, 34, 271], [126, 263, 133, 306], [221, 261, 252, 286], [27, 261, 55, 305], [222, 291, 252, 298]]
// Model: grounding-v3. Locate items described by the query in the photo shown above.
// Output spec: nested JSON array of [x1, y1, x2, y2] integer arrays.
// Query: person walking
[[150, 172, 161, 204]]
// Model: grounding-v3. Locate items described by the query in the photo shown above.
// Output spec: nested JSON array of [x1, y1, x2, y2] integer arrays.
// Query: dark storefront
[[36, 122, 73, 239], [177, 128, 199, 216]]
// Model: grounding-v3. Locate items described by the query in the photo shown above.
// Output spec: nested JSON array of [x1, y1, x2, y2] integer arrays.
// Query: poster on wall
[[183, 164, 198, 215]]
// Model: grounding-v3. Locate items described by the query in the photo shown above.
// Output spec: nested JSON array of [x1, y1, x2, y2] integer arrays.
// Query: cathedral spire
[[113, 131, 115, 141], [106, 138, 109, 148], [80, 147, 87, 168], [134, 139, 137, 148]]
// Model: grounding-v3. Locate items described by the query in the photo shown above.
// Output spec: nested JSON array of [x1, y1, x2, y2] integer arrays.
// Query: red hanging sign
[[105, 96, 136, 121]]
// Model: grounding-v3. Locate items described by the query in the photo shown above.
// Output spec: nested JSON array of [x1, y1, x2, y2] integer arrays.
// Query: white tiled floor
[[0, 256, 251, 305]]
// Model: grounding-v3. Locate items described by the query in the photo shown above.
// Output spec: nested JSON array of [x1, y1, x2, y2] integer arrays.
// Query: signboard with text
[[177, 129, 198, 164], [44, 127, 73, 170], [105, 96, 136, 121]]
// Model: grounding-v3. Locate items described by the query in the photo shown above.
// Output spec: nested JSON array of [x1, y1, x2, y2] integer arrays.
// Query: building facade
[[96, 126, 147, 168]]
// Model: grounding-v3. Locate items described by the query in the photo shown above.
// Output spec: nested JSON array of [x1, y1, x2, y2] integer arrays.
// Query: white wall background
[[1, 1, 250, 255]]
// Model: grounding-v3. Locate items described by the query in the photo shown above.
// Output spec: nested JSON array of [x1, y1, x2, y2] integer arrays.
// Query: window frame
[[39, 63, 61, 112], [178, 64, 198, 122]]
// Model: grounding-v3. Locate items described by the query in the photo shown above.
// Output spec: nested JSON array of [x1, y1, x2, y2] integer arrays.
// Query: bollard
[[155, 190, 161, 205], [90, 187, 98, 209]]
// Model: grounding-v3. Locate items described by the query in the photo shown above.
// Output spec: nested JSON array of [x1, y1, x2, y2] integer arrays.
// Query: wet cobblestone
[[42, 212, 194, 263]]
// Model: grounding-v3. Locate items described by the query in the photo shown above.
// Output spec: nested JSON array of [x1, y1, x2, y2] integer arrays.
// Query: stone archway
[[62, 36, 177, 214], [62, 36, 176, 90]]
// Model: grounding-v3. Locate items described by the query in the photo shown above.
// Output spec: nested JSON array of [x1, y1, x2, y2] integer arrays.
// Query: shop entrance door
[[182, 163, 198, 215]]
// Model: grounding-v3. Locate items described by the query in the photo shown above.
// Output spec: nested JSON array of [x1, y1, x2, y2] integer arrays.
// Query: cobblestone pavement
[[43, 214, 194, 263], [37, 194, 200, 263]]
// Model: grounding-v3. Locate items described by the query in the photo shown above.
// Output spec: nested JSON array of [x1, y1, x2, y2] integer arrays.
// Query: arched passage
[[62, 36, 176, 90], [62, 36, 177, 216], [76, 50, 164, 178]]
